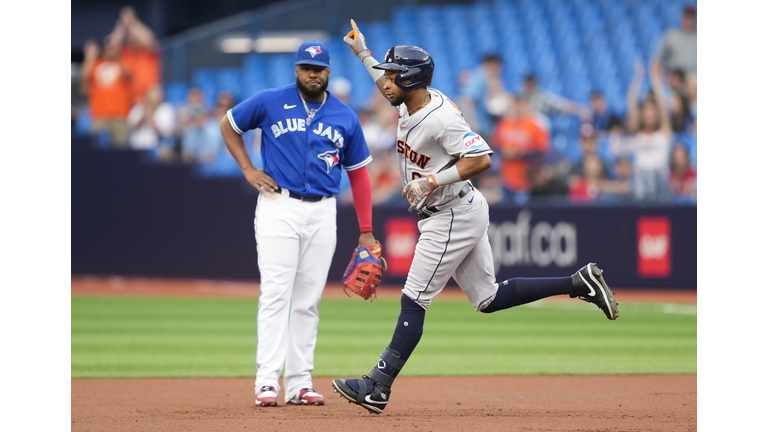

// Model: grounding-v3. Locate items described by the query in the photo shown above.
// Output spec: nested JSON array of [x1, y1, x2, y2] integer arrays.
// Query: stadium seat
[[164, 81, 189, 107], [265, 53, 295, 90], [192, 68, 216, 89], [215, 68, 243, 102], [74, 106, 92, 135]]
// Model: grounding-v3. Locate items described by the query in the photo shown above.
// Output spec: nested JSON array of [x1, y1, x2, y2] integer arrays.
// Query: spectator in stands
[[518, 73, 591, 128], [182, 90, 235, 164], [666, 68, 689, 100], [605, 122, 634, 163], [359, 108, 397, 155], [459, 54, 508, 138], [475, 169, 506, 205], [686, 74, 697, 133], [109, 7, 161, 105], [79, 36, 132, 147], [126, 83, 177, 156], [528, 161, 569, 202], [568, 123, 611, 185], [361, 86, 399, 153], [588, 91, 623, 133], [600, 156, 634, 203], [368, 149, 400, 206], [491, 94, 550, 195], [655, 4, 697, 77], [669, 91, 693, 134], [667, 143, 696, 202], [567, 153, 605, 203], [625, 60, 673, 202], [329, 77, 352, 106]]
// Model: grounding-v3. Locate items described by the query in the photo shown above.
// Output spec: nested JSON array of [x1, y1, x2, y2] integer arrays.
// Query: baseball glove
[[342, 241, 387, 301]]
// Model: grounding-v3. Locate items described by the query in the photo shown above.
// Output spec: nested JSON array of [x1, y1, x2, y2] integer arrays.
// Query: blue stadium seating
[[164, 81, 189, 107], [215, 68, 243, 102], [171, 0, 692, 172]]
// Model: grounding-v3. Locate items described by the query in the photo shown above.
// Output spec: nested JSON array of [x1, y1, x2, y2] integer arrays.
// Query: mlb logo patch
[[462, 132, 485, 149]]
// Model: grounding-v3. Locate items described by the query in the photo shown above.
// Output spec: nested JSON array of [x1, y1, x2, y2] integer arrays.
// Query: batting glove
[[403, 174, 439, 212], [343, 19, 372, 61]]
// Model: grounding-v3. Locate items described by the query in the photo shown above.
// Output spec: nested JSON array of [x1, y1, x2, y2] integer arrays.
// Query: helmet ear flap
[[395, 65, 433, 90], [376, 45, 435, 90]]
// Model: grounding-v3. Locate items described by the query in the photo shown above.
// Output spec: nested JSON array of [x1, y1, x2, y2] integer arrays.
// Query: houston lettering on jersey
[[270, 119, 345, 148], [396, 139, 431, 169]]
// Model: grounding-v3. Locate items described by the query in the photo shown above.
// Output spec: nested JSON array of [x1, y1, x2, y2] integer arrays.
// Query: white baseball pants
[[253, 190, 337, 401]]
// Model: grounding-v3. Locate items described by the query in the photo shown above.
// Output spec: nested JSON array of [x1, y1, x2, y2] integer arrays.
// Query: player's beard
[[388, 93, 407, 107], [297, 78, 328, 99]]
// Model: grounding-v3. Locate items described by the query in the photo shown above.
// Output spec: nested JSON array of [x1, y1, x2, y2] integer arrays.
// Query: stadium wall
[[72, 136, 696, 288]]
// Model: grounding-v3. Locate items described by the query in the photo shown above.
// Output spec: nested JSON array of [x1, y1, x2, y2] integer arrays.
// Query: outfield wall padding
[[72, 136, 696, 288]]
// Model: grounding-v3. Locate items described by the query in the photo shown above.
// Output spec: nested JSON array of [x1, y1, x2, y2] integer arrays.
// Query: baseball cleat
[[255, 385, 278, 407], [287, 388, 325, 406], [332, 375, 391, 414], [570, 263, 619, 320]]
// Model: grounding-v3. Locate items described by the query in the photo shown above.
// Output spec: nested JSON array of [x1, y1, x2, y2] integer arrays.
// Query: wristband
[[363, 56, 384, 81], [433, 165, 462, 186]]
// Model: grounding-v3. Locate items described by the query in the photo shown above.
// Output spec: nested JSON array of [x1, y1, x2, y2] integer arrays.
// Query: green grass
[[71, 296, 696, 378]]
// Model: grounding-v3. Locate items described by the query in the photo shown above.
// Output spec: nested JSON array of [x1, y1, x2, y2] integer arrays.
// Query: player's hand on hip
[[403, 174, 439, 212], [343, 19, 372, 61], [243, 166, 277, 193]]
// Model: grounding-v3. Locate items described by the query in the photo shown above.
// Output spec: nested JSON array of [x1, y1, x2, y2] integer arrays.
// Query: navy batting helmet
[[373, 45, 434, 90]]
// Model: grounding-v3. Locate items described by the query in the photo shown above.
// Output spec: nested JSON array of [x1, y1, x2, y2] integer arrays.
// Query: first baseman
[[331, 20, 620, 414], [220, 40, 381, 407]]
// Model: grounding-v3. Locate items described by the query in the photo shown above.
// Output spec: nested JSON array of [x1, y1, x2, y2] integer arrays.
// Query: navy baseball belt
[[418, 183, 474, 220], [275, 187, 334, 202]]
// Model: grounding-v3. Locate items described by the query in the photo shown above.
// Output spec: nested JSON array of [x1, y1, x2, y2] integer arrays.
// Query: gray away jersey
[[394, 88, 494, 209]]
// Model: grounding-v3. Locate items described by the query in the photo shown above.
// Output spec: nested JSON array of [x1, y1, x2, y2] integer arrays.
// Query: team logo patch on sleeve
[[462, 132, 486, 149], [318, 150, 340, 173]]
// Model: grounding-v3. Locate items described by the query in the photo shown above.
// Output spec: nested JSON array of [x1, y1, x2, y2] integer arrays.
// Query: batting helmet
[[373, 45, 434, 90]]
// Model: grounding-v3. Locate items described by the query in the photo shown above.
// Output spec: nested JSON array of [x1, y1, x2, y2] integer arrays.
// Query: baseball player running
[[331, 20, 620, 414], [220, 40, 381, 407]]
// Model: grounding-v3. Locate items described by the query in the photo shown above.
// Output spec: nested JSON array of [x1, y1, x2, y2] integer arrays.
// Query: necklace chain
[[299, 90, 327, 126], [409, 92, 431, 116]]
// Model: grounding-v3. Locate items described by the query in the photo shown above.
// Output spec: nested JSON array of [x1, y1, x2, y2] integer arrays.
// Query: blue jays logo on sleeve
[[305, 46, 323, 57], [462, 132, 486, 149], [318, 150, 340, 173]]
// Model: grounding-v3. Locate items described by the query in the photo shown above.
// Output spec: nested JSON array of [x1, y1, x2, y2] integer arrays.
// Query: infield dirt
[[71, 277, 696, 431]]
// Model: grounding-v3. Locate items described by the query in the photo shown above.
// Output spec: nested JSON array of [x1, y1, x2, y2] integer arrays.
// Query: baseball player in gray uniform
[[331, 20, 620, 414]]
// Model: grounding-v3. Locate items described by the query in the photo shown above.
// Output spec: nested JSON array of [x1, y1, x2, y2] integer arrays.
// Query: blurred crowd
[[73, 4, 697, 206], [73, 7, 242, 168]]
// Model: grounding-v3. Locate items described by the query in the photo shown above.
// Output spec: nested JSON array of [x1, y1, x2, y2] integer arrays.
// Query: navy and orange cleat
[[332, 375, 391, 414], [571, 263, 619, 320]]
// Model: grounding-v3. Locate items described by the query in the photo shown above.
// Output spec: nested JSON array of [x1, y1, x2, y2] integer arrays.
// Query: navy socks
[[370, 294, 425, 385], [370, 278, 571, 386], [481, 277, 572, 313]]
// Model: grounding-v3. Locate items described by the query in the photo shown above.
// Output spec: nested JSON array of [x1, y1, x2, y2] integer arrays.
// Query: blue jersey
[[227, 83, 371, 197]]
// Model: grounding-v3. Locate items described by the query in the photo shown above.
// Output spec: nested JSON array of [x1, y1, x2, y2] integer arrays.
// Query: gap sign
[[637, 217, 672, 278]]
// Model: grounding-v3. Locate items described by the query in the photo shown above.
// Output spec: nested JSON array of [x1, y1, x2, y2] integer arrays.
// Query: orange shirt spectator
[[88, 56, 132, 119], [122, 46, 161, 104], [491, 95, 550, 191], [109, 7, 161, 104], [79, 37, 132, 146]]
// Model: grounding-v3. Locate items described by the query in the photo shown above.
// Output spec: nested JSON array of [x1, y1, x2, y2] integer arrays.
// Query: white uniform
[[394, 88, 498, 311]]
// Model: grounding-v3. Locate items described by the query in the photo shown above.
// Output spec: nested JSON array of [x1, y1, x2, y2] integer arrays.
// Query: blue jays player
[[220, 40, 380, 407], [331, 20, 619, 414]]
